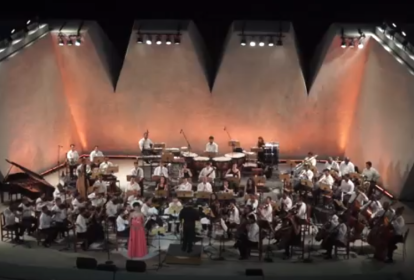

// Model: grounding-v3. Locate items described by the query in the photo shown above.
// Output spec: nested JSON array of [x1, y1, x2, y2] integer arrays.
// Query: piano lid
[[5, 159, 54, 187]]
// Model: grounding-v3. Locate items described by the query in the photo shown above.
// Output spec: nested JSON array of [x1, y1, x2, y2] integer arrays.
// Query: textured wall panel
[[0, 34, 81, 174], [345, 38, 414, 199]]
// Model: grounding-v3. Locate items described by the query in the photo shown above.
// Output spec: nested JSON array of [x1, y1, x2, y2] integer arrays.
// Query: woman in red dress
[[128, 202, 148, 258]]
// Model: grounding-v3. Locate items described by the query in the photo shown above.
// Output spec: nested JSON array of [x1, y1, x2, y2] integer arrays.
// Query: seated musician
[[99, 157, 114, 173], [38, 206, 58, 247], [348, 187, 369, 206], [244, 178, 257, 196], [75, 208, 97, 250], [179, 163, 193, 178], [35, 194, 52, 212], [89, 146, 104, 168], [141, 198, 163, 231], [257, 136, 265, 163], [237, 214, 259, 260], [92, 175, 107, 194], [106, 197, 119, 225], [386, 206, 405, 263], [198, 161, 216, 182], [88, 191, 106, 208], [361, 195, 382, 216], [278, 193, 293, 214], [197, 177, 213, 193], [3, 204, 24, 243], [130, 161, 145, 196], [314, 169, 334, 203], [304, 152, 316, 166], [322, 215, 347, 259], [116, 209, 130, 240], [371, 201, 395, 224], [167, 197, 182, 232], [156, 176, 168, 191], [53, 185, 63, 200], [139, 131, 154, 155], [339, 157, 355, 176], [259, 197, 273, 223], [335, 174, 355, 203], [18, 197, 37, 234], [76, 158, 91, 177], [67, 144, 80, 178], [225, 163, 241, 193], [125, 177, 141, 202], [294, 164, 313, 191], [205, 136, 218, 153], [51, 198, 69, 237], [153, 163, 169, 178], [325, 157, 340, 171], [246, 194, 259, 210], [72, 195, 87, 213], [227, 200, 240, 228], [177, 177, 192, 191], [294, 196, 307, 224], [222, 180, 232, 192]]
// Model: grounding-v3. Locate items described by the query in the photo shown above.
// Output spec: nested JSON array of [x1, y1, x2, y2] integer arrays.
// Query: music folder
[[161, 152, 174, 163], [155, 190, 168, 197], [253, 176, 266, 185], [93, 156, 104, 164], [279, 173, 290, 180], [195, 191, 212, 199], [176, 191, 193, 198], [106, 166, 119, 173], [217, 192, 233, 200]]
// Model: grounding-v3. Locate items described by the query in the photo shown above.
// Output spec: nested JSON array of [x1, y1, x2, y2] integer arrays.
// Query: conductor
[[179, 202, 200, 253]]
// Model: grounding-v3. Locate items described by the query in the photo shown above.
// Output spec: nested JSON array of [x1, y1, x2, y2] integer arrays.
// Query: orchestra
[[0, 137, 407, 266]]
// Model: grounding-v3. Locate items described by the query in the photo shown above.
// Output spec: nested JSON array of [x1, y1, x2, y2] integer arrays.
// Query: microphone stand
[[180, 129, 192, 151], [224, 127, 235, 153]]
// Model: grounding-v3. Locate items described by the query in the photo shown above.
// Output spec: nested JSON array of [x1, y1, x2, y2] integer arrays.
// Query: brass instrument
[[292, 155, 318, 176]]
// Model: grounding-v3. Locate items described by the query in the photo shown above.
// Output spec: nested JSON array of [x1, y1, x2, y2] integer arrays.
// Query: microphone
[[180, 129, 183, 134], [224, 127, 226, 131]]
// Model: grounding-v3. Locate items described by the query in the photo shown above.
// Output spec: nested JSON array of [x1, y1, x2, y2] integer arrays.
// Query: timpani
[[224, 152, 246, 166], [213, 156, 232, 171], [193, 156, 210, 170]]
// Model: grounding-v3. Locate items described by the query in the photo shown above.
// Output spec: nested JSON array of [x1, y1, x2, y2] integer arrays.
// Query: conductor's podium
[[165, 244, 202, 265]]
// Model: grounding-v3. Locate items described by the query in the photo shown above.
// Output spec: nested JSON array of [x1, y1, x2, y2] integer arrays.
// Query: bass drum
[[263, 142, 279, 165]]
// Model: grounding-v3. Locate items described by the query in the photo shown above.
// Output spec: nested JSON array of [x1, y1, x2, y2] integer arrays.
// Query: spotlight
[[358, 40, 364, 49], [386, 30, 396, 40], [268, 37, 274, 47], [26, 20, 31, 25], [341, 37, 346, 48], [146, 35, 152, 45], [258, 37, 265, 47], [240, 37, 246, 46], [75, 36, 81, 46], [249, 40, 256, 47], [380, 22, 387, 33], [137, 34, 143, 44], [58, 34, 64, 46], [402, 31, 407, 37], [166, 36, 171, 45], [67, 37, 73, 46], [174, 35, 180, 45], [156, 35, 162, 45], [392, 23, 397, 28], [11, 29, 15, 34], [348, 39, 354, 48]]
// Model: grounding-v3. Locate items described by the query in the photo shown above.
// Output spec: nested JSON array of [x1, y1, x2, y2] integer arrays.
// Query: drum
[[224, 152, 246, 166], [263, 142, 279, 165], [213, 156, 231, 170], [193, 156, 209, 170], [180, 146, 189, 152], [165, 147, 180, 156], [182, 152, 198, 168], [244, 151, 257, 161]]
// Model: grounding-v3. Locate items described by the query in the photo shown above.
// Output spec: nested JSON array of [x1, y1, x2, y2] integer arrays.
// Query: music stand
[[203, 152, 217, 158], [93, 156, 104, 165], [253, 176, 266, 187], [106, 166, 119, 174], [161, 153, 174, 163], [251, 147, 262, 153], [153, 229, 169, 271]]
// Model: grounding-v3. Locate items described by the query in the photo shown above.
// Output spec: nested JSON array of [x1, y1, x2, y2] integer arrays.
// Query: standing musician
[[339, 157, 355, 176], [205, 136, 219, 153], [89, 146, 104, 168], [139, 131, 154, 155], [278, 193, 293, 213], [236, 214, 259, 260], [362, 161, 380, 197], [177, 177, 192, 191], [179, 202, 200, 253], [67, 144, 80, 178], [304, 152, 317, 167], [38, 206, 58, 247], [130, 161, 145, 197], [322, 215, 347, 259], [244, 178, 257, 196], [92, 175, 107, 194], [335, 174, 355, 203], [325, 157, 340, 172], [179, 163, 193, 179], [257, 136, 265, 163], [3, 204, 24, 243], [125, 177, 141, 203], [153, 163, 169, 178], [99, 157, 114, 173], [245, 194, 259, 210], [199, 161, 216, 182], [225, 163, 241, 193], [386, 206, 405, 263], [18, 197, 37, 234], [76, 158, 92, 177]]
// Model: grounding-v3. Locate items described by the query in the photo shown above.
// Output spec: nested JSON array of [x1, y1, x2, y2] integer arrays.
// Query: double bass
[[367, 212, 394, 261]]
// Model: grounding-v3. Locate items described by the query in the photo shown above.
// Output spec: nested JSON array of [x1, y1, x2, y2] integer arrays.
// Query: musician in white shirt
[[338, 175, 355, 201], [125, 177, 141, 202], [89, 146, 104, 166], [260, 197, 273, 223], [304, 152, 317, 166], [299, 165, 314, 181], [279, 193, 293, 212], [323, 215, 347, 259], [339, 157, 355, 175], [130, 161, 144, 196], [349, 188, 369, 205], [38, 206, 58, 247], [99, 157, 114, 173], [116, 211, 130, 239], [106, 198, 119, 224], [35, 194, 52, 212], [75, 208, 95, 250], [237, 214, 259, 260], [386, 207, 405, 263], [205, 136, 218, 153], [139, 132, 154, 153], [67, 144, 80, 178], [325, 157, 340, 171], [153, 164, 169, 178], [317, 169, 335, 189], [18, 197, 37, 234], [51, 198, 69, 236], [362, 161, 380, 182], [88, 191, 106, 207], [361, 196, 382, 216], [76, 158, 92, 177], [199, 161, 216, 181], [177, 177, 192, 191], [197, 177, 213, 193], [72, 195, 86, 213], [246, 194, 259, 210], [228, 201, 240, 225], [372, 201, 395, 221], [295, 197, 307, 222], [4, 205, 23, 242], [141, 198, 163, 230]]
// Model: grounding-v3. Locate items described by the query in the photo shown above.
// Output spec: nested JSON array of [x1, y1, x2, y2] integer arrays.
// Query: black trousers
[[387, 235, 404, 260], [40, 227, 58, 245], [21, 216, 37, 233], [117, 228, 130, 238], [145, 217, 163, 231], [182, 226, 195, 251], [69, 165, 76, 177], [5, 224, 23, 239], [54, 220, 68, 236], [139, 180, 144, 197], [237, 235, 258, 258], [323, 236, 345, 257], [77, 227, 99, 249]]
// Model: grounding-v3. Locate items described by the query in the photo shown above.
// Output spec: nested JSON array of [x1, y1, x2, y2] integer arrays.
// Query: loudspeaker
[[76, 257, 97, 270], [245, 268, 264, 276], [125, 260, 146, 272]]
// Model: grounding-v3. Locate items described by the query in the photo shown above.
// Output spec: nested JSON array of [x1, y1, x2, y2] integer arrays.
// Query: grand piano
[[0, 159, 55, 202]]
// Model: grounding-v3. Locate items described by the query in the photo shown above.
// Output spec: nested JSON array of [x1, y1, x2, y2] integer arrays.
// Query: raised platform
[[165, 244, 202, 265]]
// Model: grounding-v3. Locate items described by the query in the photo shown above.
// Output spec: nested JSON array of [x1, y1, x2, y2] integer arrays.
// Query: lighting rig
[[136, 23, 182, 46], [378, 21, 412, 53], [340, 28, 365, 49], [239, 22, 285, 47], [57, 21, 83, 46], [0, 18, 42, 47]]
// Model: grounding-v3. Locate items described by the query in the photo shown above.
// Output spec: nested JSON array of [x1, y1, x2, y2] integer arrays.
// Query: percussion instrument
[[165, 147, 180, 156], [213, 156, 231, 170], [180, 146, 189, 152], [224, 152, 246, 166], [193, 156, 209, 170], [263, 142, 279, 165], [244, 151, 257, 161]]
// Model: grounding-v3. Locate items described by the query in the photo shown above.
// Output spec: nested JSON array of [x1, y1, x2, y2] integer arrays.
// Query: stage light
[[137, 34, 143, 44], [155, 35, 162, 45], [380, 22, 387, 33], [392, 23, 397, 28], [386, 29, 396, 40], [67, 37, 73, 46], [146, 35, 152, 45], [75, 36, 81, 46], [174, 35, 180, 45], [258, 37, 265, 47], [166, 35, 171, 45], [358, 39, 364, 49], [26, 20, 31, 25], [268, 37, 274, 47], [341, 37, 346, 48], [11, 29, 15, 34], [402, 31, 407, 37], [249, 40, 256, 47], [240, 37, 246, 46], [349, 39, 354, 48]]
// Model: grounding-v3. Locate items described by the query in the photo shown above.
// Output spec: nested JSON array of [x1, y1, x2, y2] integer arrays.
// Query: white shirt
[[141, 203, 150, 217], [197, 182, 212, 192], [67, 150, 79, 163], [76, 164, 91, 176], [229, 207, 240, 224], [339, 179, 355, 195], [260, 204, 273, 222], [178, 182, 192, 191], [205, 142, 218, 153], [53, 188, 61, 200], [72, 198, 86, 211], [373, 208, 395, 220], [116, 215, 129, 232], [89, 150, 104, 162], [75, 214, 88, 233], [339, 161, 355, 175], [52, 205, 67, 222], [296, 202, 307, 220], [247, 223, 260, 242], [330, 215, 339, 228], [130, 167, 144, 178], [35, 198, 50, 212], [153, 166, 169, 178], [199, 167, 216, 179], [300, 169, 314, 181], [169, 201, 183, 208], [18, 203, 33, 218], [325, 161, 340, 171], [106, 201, 118, 217], [318, 174, 334, 188], [126, 182, 141, 192], [99, 161, 114, 171], [305, 157, 317, 167], [87, 193, 106, 207], [349, 192, 368, 205], [139, 138, 153, 151], [4, 208, 16, 226], [279, 196, 293, 211], [246, 199, 259, 210], [93, 180, 107, 194], [362, 167, 380, 182], [391, 216, 405, 236], [336, 223, 347, 244], [39, 212, 52, 229]]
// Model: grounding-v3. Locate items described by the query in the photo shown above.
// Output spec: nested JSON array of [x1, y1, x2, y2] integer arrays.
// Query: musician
[[125, 177, 141, 202], [139, 132, 154, 155], [294, 196, 307, 224], [38, 206, 58, 247], [179, 201, 200, 253], [279, 193, 293, 213], [199, 161, 216, 181], [325, 157, 340, 172], [72, 195, 86, 213], [361, 195, 382, 216], [322, 215, 347, 259], [339, 157, 355, 176], [317, 169, 335, 188], [225, 163, 241, 192], [51, 197, 68, 236], [362, 161, 380, 197], [197, 177, 213, 193], [153, 163, 169, 178], [372, 201, 395, 221], [18, 197, 37, 234], [304, 152, 317, 167], [116, 210, 130, 239], [67, 144, 80, 178], [35, 194, 52, 212], [179, 163, 193, 178], [246, 194, 259, 210], [348, 187, 369, 205], [222, 180, 232, 192], [89, 146, 104, 167], [259, 197, 273, 223], [99, 157, 114, 173], [76, 158, 92, 177], [228, 200, 240, 226], [386, 207, 405, 263], [53, 185, 63, 200], [244, 178, 257, 196], [88, 191, 106, 207], [141, 197, 163, 230], [75, 208, 97, 250], [205, 136, 218, 153], [257, 136, 265, 163], [3, 204, 23, 243], [177, 177, 192, 191], [155, 176, 168, 191], [92, 175, 107, 194], [237, 214, 259, 260], [130, 161, 144, 196], [106, 197, 119, 225], [337, 174, 355, 202], [299, 164, 314, 180]]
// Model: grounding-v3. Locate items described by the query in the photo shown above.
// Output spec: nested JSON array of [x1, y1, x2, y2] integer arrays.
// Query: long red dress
[[128, 215, 148, 258]]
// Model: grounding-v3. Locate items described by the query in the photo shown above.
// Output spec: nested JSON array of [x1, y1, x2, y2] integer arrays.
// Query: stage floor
[[0, 159, 413, 276]]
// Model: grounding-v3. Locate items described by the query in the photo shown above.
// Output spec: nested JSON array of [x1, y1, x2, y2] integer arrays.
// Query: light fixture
[[341, 37, 346, 48], [137, 33, 143, 44], [402, 31, 407, 37], [386, 29, 396, 40], [156, 35, 162, 45], [75, 36, 81, 46], [166, 35, 171, 45], [174, 35, 181, 45], [258, 37, 265, 47], [268, 37, 274, 47], [67, 37, 73, 46], [146, 35, 152, 45], [348, 39, 354, 48], [240, 37, 246, 46], [58, 35, 65, 46], [26, 20, 31, 25], [392, 23, 397, 28], [11, 29, 15, 34], [249, 40, 256, 47]]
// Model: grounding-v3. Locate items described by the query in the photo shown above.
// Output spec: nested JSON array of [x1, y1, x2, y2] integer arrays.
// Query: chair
[[396, 228, 410, 262], [73, 228, 88, 252], [0, 212, 15, 241], [115, 231, 129, 251], [334, 241, 350, 259]]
